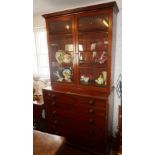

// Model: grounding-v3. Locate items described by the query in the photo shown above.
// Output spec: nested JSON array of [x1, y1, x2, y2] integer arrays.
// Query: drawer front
[[43, 91, 107, 118], [76, 96, 107, 109], [45, 101, 106, 118], [46, 108, 106, 127], [47, 114, 106, 133], [43, 90, 76, 103]]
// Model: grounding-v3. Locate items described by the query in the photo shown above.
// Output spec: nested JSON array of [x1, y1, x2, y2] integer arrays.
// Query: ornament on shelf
[[54, 71, 63, 82], [98, 51, 107, 64], [80, 75, 89, 83], [95, 71, 107, 85], [62, 68, 72, 82]]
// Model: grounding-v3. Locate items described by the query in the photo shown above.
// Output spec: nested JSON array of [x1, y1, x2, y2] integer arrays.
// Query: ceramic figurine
[[79, 55, 83, 61], [95, 75, 104, 85], [99, 51, 107, 64], [80, 75, 89, 83], [55, 50, 64, 64], [54, 71, 63, 82], [63, 53, 72, 64], [102, 71, 107, 85], [95, 71, 106, 85], [62, 69, 72, 82]]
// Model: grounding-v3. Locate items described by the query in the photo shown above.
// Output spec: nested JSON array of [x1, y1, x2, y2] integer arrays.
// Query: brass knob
[[52, 110, 56, 115], [89, 143, 94, 147], [88, 100, 94, 105], [88, 109, 94, 114], [54, 120, 58, 124], [89, 129, 94, 135], [51, 102, 56, 106], [89, 119, 94, 124], [51, 94, 56, 98], [48, 93, 51, 96]]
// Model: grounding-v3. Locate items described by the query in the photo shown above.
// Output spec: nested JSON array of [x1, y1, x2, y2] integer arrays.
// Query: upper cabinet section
[[43, 2, 118, 95]]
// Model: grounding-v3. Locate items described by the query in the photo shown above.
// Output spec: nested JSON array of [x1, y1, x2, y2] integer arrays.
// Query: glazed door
[[77, 11, 111, 88], [47, 16, 76, 84]]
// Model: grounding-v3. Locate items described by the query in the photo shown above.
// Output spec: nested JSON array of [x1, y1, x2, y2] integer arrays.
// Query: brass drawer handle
[[88, 109, 94, 114], [51, 94, 56, 98], [51, 102, 56, 106], [52, 110, 57, 115], [89, 143, 94, 147], [88, 100, 94, 105], [47, 93, 51, 96], [89, 119, 94, 124], [89, 129, 94, 135], [54, 120, 58, 124]]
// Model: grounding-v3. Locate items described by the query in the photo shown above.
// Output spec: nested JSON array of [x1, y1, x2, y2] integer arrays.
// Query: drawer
[[43, 90, 76, 103], [47, 116, 105, 137], [45, 101, 106, 117], [76, 96, 107, 109], [44, 98, 106, 118], [44, 100, 75, 112], [42, 89, 55, 99], [46, 109, 106, 129], [73, 106, 106, 117]]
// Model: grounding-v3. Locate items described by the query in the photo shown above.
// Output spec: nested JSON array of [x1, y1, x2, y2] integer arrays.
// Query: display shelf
[[80, 81, 106, 87], [78, 29, 109, 34], [79, 63, 107, 69]]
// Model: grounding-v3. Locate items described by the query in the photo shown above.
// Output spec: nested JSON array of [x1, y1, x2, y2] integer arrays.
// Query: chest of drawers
[[43, 88, 109, 154]]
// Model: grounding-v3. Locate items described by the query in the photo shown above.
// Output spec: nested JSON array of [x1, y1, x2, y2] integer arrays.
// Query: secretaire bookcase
[[42, 2, 119, 154]]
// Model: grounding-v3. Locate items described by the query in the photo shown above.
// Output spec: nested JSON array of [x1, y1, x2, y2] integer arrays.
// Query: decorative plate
[[62, 68, 71, 77]]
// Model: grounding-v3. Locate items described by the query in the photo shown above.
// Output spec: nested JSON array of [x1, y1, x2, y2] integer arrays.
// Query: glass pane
[[49, 19, 74, 83], [79, 68, 107, 87], [78, 32, 108, 52], [78, 14, 109, 87], [51, 66, 73, 83], [78, 15, 109, 32], [49, 20, 72, 34], [79, 51, 107, 68]]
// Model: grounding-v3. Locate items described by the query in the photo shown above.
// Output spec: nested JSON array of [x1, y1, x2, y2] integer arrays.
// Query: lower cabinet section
[[43, 89, 109, 154]]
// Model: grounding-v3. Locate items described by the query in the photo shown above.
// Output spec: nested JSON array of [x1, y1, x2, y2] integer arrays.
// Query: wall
[[33, 1, 122, 136], [113, 8, 122, 136], [33, 15, 45, 28]]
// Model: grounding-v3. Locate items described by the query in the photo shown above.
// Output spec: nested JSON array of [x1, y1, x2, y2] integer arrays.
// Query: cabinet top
[[42, 1, 119, 18]]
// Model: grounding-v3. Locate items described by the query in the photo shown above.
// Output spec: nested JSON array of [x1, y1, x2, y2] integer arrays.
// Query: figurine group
[[54, 68, 72, 82], [80, 71, 107, 86]]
